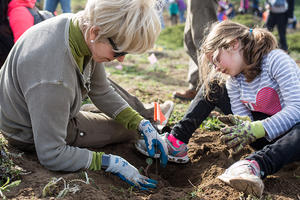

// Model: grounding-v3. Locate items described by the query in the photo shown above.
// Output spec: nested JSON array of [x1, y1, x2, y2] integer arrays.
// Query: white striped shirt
[[226, 49, 300, 141]]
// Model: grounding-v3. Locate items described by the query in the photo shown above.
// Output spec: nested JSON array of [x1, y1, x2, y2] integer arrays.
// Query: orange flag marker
[[154, 102, 166, 125]]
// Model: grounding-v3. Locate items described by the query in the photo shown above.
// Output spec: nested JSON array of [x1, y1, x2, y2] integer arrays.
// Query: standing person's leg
[[66, 111, 138, 148], [265, 12, 276, 33], [159, 10, 165, 29], [179, 10, 185, 23], [44, 0, 59, 14], [276, 13, 288, 51], [173, 59, 198, 100], [59, 0, 71, 13], [171, 14, 177, 25], [187, 59, 199, 91], [174, 0, 218, 100]]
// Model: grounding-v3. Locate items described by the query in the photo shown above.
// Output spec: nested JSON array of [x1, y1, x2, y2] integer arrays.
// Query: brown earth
[[2, 51, 300, 200], [3, 129, 300, 200]]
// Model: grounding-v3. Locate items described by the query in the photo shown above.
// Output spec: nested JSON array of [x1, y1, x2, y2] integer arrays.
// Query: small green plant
[[200, 117, 224, 131], [0, 178, 21, 200], [139, 158, 153, 177], [187, 179, 203, 198], [0, 138, 23, 199]]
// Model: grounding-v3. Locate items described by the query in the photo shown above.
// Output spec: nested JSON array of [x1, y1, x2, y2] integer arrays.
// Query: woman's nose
[[117, 55, 125, 62]]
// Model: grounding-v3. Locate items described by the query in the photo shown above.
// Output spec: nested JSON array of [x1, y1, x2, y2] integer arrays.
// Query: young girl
[[136, 20, 300, 196]]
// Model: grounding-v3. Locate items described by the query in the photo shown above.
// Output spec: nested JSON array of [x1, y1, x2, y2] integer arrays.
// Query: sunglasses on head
[[108, 38, 128, 58]]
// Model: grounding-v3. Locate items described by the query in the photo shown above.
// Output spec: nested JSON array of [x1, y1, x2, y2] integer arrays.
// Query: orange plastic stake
[[156, 102, 166, 125], [154, 102, 158, 122]]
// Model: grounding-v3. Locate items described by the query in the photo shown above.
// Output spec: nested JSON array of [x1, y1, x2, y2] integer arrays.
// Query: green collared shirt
[[69, 19, 91, 73]]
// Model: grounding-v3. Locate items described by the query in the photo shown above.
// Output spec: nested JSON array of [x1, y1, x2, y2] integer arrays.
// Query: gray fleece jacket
[[0, 14, 130, 171]]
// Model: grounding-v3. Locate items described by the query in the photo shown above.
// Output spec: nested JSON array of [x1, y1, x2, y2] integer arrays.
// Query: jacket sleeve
[[8, 7, 34, 42], [88, 62, 130, 119], [24, 82, 93, 171]]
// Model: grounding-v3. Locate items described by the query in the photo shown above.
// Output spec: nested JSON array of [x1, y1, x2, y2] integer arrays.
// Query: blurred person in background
[[217, 1, 228, 22], [176, 0, 186, 23], [239, 0, 249, 14], [169, 0, 178, 25], [0, 0, 52, 67], [225, 0, 235, 19], [44, 0, 71, 14], [173, 0, 218, 100], [265, 0, 294, 52]]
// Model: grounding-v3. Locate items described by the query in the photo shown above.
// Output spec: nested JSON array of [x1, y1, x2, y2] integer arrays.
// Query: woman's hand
[[138, 120, 168, 167], [105, 154, 157, 190]]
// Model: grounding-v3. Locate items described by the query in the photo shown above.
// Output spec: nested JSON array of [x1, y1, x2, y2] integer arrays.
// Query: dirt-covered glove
[[139, 119, 168, 167], [220, 121, 265, 154], [105, 154, 157, 190], [217, 114, 251, 126]]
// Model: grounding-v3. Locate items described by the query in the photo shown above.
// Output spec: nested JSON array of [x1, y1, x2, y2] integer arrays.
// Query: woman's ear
[[89, 26, 100, 41]]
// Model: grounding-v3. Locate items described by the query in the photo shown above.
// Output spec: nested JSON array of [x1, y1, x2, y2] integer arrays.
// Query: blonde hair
[[200, 20, 278, 98], [75, 0, 161, 54]]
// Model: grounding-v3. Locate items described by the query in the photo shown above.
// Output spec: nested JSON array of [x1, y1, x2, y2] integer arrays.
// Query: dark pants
[[170, 14, 178, 25], [171, 81, 232, 143], [171, 81, 300, 178], [266, 12, 288, 51], [247, 123, 300, 178]]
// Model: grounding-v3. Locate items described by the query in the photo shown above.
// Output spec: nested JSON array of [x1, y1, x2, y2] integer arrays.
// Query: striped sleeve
[[262, 51, 300, 140], [226, 78, 253, 119]]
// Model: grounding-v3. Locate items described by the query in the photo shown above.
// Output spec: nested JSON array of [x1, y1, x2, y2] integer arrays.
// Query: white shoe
[[154, 101, 174, 130], [218, 160, 264, 197]]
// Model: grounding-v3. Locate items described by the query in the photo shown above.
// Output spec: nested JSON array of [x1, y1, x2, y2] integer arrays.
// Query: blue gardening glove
[[220, 121, 265, 154], [138, 119, 168, 167], [105, 154, 157, 190]]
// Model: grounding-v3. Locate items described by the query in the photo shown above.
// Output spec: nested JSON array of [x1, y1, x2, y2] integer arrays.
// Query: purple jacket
[[176, 0, 186, 11]]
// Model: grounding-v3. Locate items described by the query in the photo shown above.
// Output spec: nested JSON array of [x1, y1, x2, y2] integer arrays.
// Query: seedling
[[42, 171, 94, 198], [0, 137, 23, 199], [187, 179, 203, 198], [139, 158, 153, 177], [200, 117, 224, 131], [0, 177, 21, 200]]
